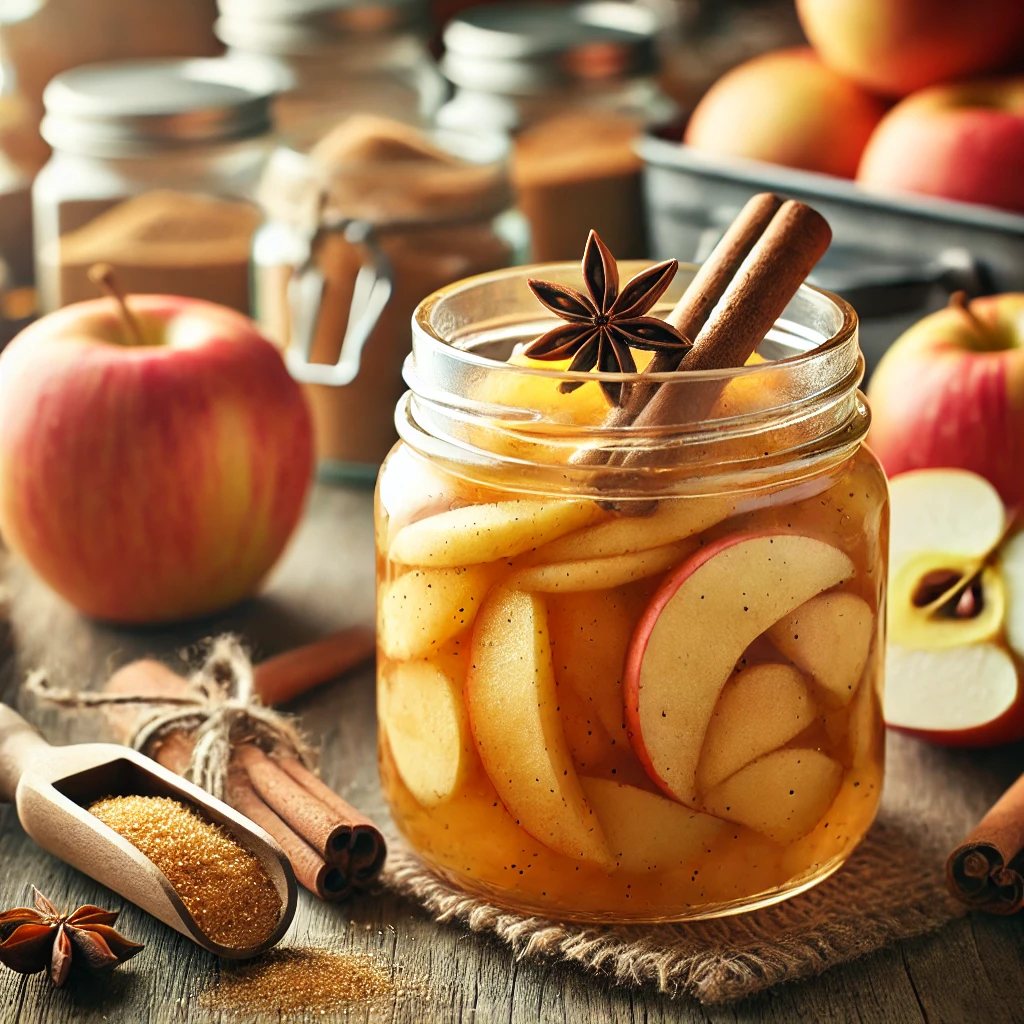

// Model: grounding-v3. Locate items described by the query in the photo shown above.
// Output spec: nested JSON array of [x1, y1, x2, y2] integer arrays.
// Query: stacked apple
[[683, 0, 1024, 213], [884, 468, 1024, 746], [378, 466, 881, 877]]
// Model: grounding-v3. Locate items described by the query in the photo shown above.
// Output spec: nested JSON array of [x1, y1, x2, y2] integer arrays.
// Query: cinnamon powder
[[45, 190, 261, 312], [512, 111, 646, 262], [256, 115, 516, 470]]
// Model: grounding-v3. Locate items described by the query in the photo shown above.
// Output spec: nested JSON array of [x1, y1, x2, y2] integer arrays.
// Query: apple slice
[[548, 588, 646, 738], [624, 532, 854, 805], [558, 681, 617, 772], [847, 667, 881, 767], [999, 530, 1024, 658], [766, 592, 874, 704], [696, 663, 815, 793], [379, 565, 495, 660], [580, 777, 724, 873], [889, 469, 1005, 570], [884, 642, 1024, 746], [509, 541, 693, 593], [701, 748, 844, 843], [381, 659, 474, 808], [466, 586, 612, 866], [535, 494, 738, 562], [389, 499, 599, 567]]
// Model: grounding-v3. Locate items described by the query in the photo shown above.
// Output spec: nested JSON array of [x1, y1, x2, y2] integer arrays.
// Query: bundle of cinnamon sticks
[[104, 630, 384, 902]]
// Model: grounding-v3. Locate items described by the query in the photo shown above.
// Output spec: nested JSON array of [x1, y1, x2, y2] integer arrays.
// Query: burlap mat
[[383, 732, 1017, 1004]]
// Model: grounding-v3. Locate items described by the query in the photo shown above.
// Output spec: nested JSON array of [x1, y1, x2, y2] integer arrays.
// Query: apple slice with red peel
[[389, 499, 599, 567], [701, 748, 844, 843], [884, 642, 1024, 746], [466, 586, 612, 867], [696, 663, 815, 794], [766, 592, 874, 704], [382, 659, 475, 808], [380, 565, 495, 660], [535, 495, 738, 562], [580, 777, 725, 873], [624, 532, 854, 806], [509, 540, 694, 593]]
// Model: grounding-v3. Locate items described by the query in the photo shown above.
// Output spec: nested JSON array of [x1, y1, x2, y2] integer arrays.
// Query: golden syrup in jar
[[376, 267, 886, 921]]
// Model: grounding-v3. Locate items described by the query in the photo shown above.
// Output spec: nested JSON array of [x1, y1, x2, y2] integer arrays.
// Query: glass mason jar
[[375, 262, 888, 922], [253, 125, 528, 481], [436, 2, 678, 263], [216, 0, 448, 153], [33, 59, 275, 314]]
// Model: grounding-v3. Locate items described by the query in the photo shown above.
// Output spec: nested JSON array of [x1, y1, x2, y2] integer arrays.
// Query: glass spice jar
[[215, 0, 448, 153], [375, 262, 887, 921], [32, 59, 276, 314], [436, 2, 679, 263], [252, 116, 528, 481]]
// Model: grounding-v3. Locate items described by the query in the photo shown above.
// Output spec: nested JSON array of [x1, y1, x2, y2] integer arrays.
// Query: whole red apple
[[684, 47, 887, 179], [0, 295, 314, 623], [796, 0, 1024, 97], [867, 292, 1024, 508], [857, 77, 1024, 213]]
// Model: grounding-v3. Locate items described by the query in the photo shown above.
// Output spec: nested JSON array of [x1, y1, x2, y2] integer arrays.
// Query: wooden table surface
[[1, 483, 1023, 1024]]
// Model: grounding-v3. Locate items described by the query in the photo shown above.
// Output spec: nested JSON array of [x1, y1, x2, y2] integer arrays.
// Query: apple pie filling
[[375, 445, 887, 921]]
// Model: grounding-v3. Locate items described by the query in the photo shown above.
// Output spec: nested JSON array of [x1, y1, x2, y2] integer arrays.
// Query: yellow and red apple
[[857, 78, 1024, 213], [796, 0, 1024, 97], [884, 468, 1024, 746], [867, 292, 1024, 507], [0, 295, 313, 623], [684, 47, 887, 179]]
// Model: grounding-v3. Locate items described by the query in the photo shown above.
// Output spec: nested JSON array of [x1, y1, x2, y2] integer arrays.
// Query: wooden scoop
[[0, 703, 297, 959]]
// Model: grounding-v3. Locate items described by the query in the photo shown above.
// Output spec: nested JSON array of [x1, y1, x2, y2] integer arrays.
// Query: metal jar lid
[[41, 59, 276, 156], [215, 0, 427, 53], [441, 2, 661, 95]]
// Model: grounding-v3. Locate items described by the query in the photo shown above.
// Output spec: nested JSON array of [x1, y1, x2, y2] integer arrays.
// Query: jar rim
[[411, 259, 858, 387]]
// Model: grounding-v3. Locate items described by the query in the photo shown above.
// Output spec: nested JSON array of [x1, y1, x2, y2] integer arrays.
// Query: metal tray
[[639, 135, 1024, 375]]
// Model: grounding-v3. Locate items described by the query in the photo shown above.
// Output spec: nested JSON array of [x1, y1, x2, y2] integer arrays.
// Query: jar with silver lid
[[215, 0, 447, 152], [437, 2, 678, 263], [33, 59, 276, 314]]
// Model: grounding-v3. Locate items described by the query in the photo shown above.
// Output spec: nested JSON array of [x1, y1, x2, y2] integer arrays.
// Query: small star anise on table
[[524, 230, 691, 406], [0, 887, 144, 987]]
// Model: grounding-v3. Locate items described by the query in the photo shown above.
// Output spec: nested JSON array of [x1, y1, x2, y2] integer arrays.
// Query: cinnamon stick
[[947, 773, 1024, 914], [571, 193, 782, 470], [227, 769, 353, 902], [253, 627, 375, 705], [277, 755, 387, 884], [616, 200, 832, 470]]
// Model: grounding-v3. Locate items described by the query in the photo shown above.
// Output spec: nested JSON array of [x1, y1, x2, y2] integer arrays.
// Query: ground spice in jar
[[512, 111, 647, 263], [46, 190, 261, 312], [204, 947, 417, 1017], [88, 794, 282, 950]]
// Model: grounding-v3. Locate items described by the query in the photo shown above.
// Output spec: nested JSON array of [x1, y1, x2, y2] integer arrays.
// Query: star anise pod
[[0, 887, 144, 987], [524, 230, 691, 406]]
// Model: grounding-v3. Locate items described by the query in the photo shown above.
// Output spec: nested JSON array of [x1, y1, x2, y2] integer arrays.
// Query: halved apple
[[624, 532, 854, 805], [701, 748, 844, 843], [534, 494, 738, 562], [389, 499, 599, 567], [380, 565, 495, 660], [766, 592, 874, 704], [509, 541, 692, 593], [884, 642, 1024, 746], [382, 659, 475, 807], [580, 777, 724, 873], [696, 663, 815, 793], [466, 586, 612, 866]]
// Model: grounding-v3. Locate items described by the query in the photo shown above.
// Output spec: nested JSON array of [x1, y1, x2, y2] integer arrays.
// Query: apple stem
[[947, 290, 987, 334], [88, 263, 144, 347]]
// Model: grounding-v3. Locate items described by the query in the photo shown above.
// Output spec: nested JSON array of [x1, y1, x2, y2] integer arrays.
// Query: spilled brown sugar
[[204, 947, 419, 1017], [88, 794, 281, 949]]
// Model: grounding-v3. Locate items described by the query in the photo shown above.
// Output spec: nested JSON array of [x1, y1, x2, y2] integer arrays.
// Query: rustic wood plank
[[1, 482, 1022, 1023]]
